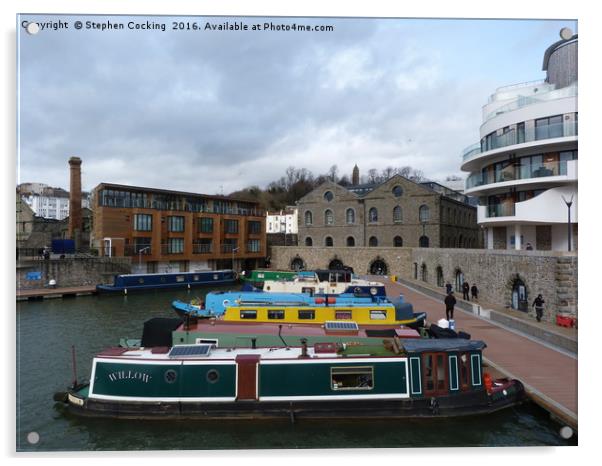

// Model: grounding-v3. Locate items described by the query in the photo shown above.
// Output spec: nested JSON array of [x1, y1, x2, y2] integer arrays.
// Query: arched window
[[419, 236, 429, 248], [393, 206, 402, 223], [323, 191, 334, 202], [368, 207, 378, 222], [368, 236, 378, 247], [455, 269, 464, 292], [346, 208, 355, 224], [436, 266, 444, 287], [421, 263, 428, 282], [393, 236, 403, 247], [324, 209, 334, 225], [346, 236, 355, 247], [325, 236, 334, 247], [304, 210, 312, 225], [305, 237, 313, 247], [419, 205, 430, 223]]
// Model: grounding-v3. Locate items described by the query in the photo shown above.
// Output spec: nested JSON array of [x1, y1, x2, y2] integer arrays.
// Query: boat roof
[[118, 269, 233, 278], [175, 320, 421, 339], [401, 339, 486, 352]]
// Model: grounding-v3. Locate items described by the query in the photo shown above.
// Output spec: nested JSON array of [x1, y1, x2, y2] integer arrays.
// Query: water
[[16, 288, 577, 451]]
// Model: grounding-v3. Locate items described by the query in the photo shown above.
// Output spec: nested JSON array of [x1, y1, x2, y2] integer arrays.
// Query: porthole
[[164, 369, 178, 384], [206, 369, 220, 383]]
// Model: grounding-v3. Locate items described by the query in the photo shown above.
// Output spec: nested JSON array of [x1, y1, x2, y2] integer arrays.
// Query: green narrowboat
[[55, 337, 524, 420]]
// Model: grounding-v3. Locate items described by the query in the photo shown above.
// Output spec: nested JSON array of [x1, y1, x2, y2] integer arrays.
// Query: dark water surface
[[16, 288, 577, 451]]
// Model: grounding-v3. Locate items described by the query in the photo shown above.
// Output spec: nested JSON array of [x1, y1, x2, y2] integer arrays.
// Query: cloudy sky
[[17, 15, 577, 194]]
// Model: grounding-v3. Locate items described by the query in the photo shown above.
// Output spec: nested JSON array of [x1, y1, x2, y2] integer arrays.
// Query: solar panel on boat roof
[[324, 321, 359, 331], [168, 344, 212, 358]]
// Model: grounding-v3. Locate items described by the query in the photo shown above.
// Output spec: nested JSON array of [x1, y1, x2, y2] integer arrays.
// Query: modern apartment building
[[90, 183, 266, 273], [460, 30, 578, 251]]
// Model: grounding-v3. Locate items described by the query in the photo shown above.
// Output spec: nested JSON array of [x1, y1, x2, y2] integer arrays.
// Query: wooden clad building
[[91, 183, 266, 273]]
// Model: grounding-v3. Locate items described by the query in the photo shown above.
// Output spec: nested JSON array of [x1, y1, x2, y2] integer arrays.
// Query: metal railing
[[466, 159, 574, 190], [485, 203, 516, 218], [192, 243, 212, 254], [462, 121, 578, 161]]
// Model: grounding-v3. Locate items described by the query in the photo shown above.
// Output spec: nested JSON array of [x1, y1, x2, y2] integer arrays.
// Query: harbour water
[[16, 287, 577, 451]]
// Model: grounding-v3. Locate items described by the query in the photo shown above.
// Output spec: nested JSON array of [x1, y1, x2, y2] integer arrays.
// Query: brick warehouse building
[[296, 174, 479, 259], [90, 183, 266, 273]]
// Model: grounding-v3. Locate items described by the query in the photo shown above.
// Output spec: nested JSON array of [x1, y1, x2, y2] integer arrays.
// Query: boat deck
[[381, 278, 577, 429]]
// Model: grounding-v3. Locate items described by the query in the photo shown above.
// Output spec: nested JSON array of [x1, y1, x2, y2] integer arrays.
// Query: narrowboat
[[172, 293, 426, 328], [55, 334, 524, 420], [96, 269, 237, 293], [240, 269, 297, 287], [121, 316, 423, 349], [260, 270, 387, 297]]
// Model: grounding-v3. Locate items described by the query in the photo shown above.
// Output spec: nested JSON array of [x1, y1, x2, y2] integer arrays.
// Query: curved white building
[[461, 31, 577, 251]]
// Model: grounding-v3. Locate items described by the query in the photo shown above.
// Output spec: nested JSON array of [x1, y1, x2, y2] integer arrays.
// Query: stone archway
[[369, 257, 388, 275], [328, 258, 345, 270], [290, 256, 306, 271], [506, 273, 529, 312]]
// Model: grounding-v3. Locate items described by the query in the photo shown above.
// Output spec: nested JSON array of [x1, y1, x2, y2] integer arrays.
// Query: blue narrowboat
[[96, 269, 237, 293]]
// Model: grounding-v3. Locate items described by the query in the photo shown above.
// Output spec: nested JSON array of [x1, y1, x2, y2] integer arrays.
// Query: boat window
[[424, 355, 435, 391], [298, 310, 315, 320], [176, 275, 185, 282], [240, 310, 257, 320], [436, 354, 446, 390], [193, 275, 199, 281], [369, 310, 387, 320], [268, 310, 285, 320], [206, 369, 219, 383], [335, 311, 352, 320], [331, 366, 374, 391], [460, 353, 470, 390], [301, 287, 314, 296], [138, 278, 144, 284]]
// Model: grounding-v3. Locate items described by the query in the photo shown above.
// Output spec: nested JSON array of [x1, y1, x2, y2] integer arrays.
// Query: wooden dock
[[382, 278, 578, 430], [16, 285, 97, 301]]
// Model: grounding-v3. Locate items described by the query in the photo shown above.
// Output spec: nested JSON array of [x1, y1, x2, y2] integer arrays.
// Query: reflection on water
[[16, 286, 577, 451]]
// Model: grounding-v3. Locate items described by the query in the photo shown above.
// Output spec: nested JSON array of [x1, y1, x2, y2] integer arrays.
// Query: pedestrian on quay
[[445, 282, 452, 295], [471, 284, 479, 301], [532, 294, 545, 322], [526, 242, 533, 251], [445, 292, 456, 321], [462, 281, 470, 300]]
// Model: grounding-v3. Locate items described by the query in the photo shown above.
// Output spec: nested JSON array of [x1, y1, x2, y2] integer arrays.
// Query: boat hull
[[62, 381, 524, 420]]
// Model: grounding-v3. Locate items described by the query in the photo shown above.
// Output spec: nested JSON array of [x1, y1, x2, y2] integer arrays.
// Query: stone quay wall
[[270, 246, 578, 323], [17, 257, 132, 289]]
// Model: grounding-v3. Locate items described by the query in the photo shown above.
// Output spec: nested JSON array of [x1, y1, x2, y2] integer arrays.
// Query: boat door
[[422, 352, 448, 396], [236, 355, 260, 400]]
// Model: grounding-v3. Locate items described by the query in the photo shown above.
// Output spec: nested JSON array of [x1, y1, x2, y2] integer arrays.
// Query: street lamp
[[138, 246, 150, 268], [562, 194, 574, 252]]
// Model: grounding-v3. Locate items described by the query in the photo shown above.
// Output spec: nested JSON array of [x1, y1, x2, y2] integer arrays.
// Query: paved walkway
[[380, 278, 578, 428]]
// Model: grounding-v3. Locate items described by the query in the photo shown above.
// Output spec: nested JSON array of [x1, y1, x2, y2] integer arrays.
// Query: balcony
[[461, 120, 578, 162], [484, 203, 516, 218], [192, 243, 213, 254], [465, 159, 577, 192]]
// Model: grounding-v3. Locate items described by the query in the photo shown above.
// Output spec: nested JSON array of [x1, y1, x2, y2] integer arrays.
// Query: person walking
[[444, 292, 456, 321], [462, 281, 470, 300], [445, 282, 452, 295], [532, 294, 545, 322], [471, 284, 479, 301]]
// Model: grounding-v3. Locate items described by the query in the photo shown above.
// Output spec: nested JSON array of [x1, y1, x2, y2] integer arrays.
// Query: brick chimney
[[68, 157, 82, 248]]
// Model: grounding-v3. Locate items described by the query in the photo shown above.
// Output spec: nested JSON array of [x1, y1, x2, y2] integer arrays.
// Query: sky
[[17, 15, 577, 195]]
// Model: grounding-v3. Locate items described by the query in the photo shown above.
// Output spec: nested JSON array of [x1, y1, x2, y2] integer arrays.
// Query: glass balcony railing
[[466, 159, 575, 190], [485, 203, 515, 218], [462, 120, 578, 161], [192, 243, 212, 254]]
